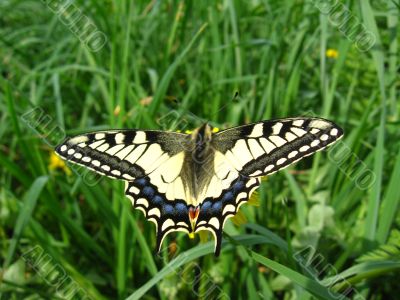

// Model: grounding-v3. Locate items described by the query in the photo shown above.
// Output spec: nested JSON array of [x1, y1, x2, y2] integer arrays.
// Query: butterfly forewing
[[55, 130, 190, 180], [212, 118, 343, 177]]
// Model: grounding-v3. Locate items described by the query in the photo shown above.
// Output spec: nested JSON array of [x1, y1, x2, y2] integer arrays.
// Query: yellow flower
[[326, 48, 339, 59], [49, 151, 71, 176], [212, 127, 219, 133], [184, 129, 193, 134]]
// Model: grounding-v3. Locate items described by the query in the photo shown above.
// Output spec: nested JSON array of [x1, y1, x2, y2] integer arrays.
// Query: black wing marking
[[212, 117, 343, 177], [125, 178, 191, 252], [195, 175, 260, 256], [55, 130, 190, 180]]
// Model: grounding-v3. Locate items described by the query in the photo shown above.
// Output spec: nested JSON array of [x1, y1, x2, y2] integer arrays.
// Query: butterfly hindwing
[[212, 117, 343, 177], [125, 178, 191, 251], [195, 175, 261, 256]]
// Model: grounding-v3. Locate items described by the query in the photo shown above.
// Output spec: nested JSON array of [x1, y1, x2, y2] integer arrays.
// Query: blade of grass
[[360, 0, 386, 246], [250, 251, 346, 300], [322, 260, 400, 290], [166, 2, 185, 59], [116, 200, 129, 298], [149, 23, 208, 115], [388, 0, 399, 118], [285, 171, 307, 228], [126, 234, 279, 300], [376, 146, 400, 243], [245, 223, 289, 252], [115, 0, 134, 128], [4, 176, 48, 268], [227, 0, 242, 81], [52, 73, 64, 129]]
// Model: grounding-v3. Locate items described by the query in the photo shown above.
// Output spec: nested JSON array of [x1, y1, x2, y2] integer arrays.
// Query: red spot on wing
[[189, 206, 200, 220]]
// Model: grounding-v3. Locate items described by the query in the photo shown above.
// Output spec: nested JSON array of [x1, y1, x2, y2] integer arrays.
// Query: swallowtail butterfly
[[55, 118, 343, 256]]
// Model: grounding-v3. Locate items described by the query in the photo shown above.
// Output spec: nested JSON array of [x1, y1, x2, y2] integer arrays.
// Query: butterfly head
[[192, 123, 213, 142], [188, 206, 200, 232], [190, 123, 214, 162]]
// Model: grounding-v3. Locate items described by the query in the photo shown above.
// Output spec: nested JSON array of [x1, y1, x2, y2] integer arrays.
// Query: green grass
[[1, 0, 399, 299]]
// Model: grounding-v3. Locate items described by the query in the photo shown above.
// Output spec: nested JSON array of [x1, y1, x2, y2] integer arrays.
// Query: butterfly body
[[56, 117, 343, 256], [181, 123, 216, 207]]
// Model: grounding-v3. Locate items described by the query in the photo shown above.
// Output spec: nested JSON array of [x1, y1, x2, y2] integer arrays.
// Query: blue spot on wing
[[175, 203, 188, 214], [232, 180, 245, 193], [163, 204, 174, 214], [135, 178, 147, 186], [212, 201, 222, 212], [153, 195, 163, 205], [201, 201, 212, 211], [143, 186, 155, 198], [222, 191, 234, 203]]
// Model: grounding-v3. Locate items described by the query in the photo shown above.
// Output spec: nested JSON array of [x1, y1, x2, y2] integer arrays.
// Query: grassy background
[[1, 0, 399, 299]]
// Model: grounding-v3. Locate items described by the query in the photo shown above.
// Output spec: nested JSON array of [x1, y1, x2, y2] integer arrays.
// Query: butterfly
[[55, 117, 343, 256]]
